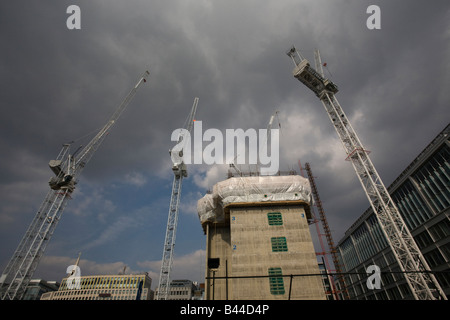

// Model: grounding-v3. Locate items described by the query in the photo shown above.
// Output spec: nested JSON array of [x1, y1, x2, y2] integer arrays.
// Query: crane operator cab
[[48, 159, 76, 192]]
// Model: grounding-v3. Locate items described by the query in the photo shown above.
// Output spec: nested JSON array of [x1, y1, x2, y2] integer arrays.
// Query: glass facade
[[339, 237, 359, 271], [412, 145, 450, 213], [352, 223, 378, 262], [336, 125, 450, 300], [165, 279, 196, 300], [366, 214, 389, 250], [391, 179, 434, 230]]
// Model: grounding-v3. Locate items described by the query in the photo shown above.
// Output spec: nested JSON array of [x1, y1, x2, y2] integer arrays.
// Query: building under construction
[[197, 173, 326, 300]]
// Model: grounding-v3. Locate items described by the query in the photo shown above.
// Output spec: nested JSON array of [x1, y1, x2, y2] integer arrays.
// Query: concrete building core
[[198, 175, 326, 300]]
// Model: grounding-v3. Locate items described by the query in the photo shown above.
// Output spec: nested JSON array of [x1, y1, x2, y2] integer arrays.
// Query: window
[[424, 248, 446, 268], [412, 145, 450, 214], [428, 219, 450, 241], [434, 268, 450, 289], [352, 223, 377, 262], [376, 290, 389, 300], [340, 237, 360, 270], [271, 237, 288, 252], [268, 268, 285, 295], [391, 179, 433, 230], [366, 214, 389, 250], [440, 242, 450, 260], [387, 286, 402, 299], [267, 212, 283, 225], [399, 283, 412, 297], [414, 230, 434, 249]]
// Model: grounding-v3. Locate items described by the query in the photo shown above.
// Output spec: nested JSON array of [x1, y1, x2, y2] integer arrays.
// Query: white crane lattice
[[157, 97, 198, 300], [0, 71, 149, 300], [287, 46, 446, 300]]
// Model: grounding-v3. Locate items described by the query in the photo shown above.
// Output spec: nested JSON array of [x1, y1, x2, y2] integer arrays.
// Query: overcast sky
[[0, 0, 449, 290]]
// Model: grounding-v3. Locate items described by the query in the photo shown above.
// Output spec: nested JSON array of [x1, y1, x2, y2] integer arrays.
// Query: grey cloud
[[1, 0, 448, 281]]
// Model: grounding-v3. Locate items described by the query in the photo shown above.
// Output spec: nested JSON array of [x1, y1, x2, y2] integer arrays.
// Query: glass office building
[[336, 124, 450, 300]]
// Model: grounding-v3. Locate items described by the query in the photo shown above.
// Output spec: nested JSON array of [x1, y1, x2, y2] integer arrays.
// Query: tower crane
[[0, 70, 149, 300], [259, 110, 281, 174], [286, 46, 446, 300], [304, 162, 348, 300], [157, 97, 199, 300]]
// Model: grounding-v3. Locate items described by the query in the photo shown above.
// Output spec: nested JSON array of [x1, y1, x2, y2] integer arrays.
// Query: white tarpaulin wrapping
[[197, 175, 312, 224]]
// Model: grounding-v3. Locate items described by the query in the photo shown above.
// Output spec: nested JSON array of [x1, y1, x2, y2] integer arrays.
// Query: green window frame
[[267, 212, 283, 225], [271, 237, 288, 252], [268, 268, 285, 295]]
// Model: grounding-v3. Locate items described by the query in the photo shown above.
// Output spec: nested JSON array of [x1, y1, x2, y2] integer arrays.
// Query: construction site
[[0, 44, 448, 302]]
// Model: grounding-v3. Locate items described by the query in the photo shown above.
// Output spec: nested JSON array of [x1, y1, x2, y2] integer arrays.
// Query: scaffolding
[[302, 161, 349, 300]]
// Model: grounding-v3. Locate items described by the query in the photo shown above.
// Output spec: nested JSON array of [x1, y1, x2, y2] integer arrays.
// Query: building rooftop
[[197, 174, 313, 232]]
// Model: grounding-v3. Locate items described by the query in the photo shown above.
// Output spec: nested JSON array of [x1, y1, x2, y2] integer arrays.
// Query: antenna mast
[[0, 71, 149, 300]]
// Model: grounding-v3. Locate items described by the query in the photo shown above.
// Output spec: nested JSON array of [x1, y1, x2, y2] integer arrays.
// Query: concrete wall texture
[[204, 203, 326, 300]]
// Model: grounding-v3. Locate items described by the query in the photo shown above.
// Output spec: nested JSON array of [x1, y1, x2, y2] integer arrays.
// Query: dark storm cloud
[[0, 0, 449, 280]]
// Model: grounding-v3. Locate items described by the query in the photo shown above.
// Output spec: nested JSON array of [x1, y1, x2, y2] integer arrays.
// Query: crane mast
[[287, 46, 446, 300], [0, 70, 149, 300], [157, 97, 199, 300], [304, 162, 348, 300]]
